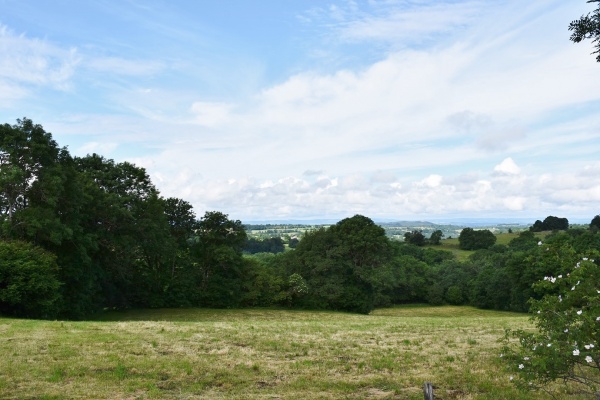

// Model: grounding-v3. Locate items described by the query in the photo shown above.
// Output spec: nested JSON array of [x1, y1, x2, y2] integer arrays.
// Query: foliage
[[530, 215, 569, 232], [429, 229, 444, 245], [0, 240, 62, 318], [591, 215, 600, 232], [502, 244, 600, 397], [569, 0, 600, 62], [285, 215, 392, 313], [404, 230, 426, 246], [244, 237, 285, 254], [191, 211, 247, 307], [459, 228, 497, 250], [3, 117, 600, 320]]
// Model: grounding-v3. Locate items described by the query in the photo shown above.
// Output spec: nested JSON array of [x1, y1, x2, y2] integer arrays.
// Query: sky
[[1, 0, 599, 223]]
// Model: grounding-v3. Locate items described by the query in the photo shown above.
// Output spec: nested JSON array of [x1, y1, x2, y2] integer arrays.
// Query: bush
[[458, 228, 496, 250], [502, 244, 600, 397], [0, 240, 62, 318]]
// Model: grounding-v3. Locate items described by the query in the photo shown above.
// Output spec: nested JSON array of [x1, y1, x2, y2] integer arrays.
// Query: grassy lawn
[[0, 306, 585, 399]]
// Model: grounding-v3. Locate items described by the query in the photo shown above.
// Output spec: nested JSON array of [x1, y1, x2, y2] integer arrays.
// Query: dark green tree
[[404, 230, 425, 246], [458, 228, 496, 250], [285, 215, 392, 313], [74, 154, 179, 310], [569, 0, 600, 62], [530, 216, 569, 232], [0, 119, 104, 318], [590, 214, 600, 232], [429, 229, 444, 245], [0, 240, 62, 318], [191, 211, 247, 307]]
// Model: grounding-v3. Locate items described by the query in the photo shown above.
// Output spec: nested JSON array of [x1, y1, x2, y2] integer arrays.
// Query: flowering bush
[[502, 244, 600, 397]]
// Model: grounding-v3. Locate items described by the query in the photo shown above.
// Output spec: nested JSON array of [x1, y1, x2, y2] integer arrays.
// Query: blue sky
[[1, 0, 599, 222]]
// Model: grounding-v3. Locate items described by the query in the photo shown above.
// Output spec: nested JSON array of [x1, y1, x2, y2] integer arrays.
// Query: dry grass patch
[[0, 306, 587, 399]]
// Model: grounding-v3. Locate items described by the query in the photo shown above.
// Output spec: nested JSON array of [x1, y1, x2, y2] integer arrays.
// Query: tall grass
[[0, 306, 585, 399]]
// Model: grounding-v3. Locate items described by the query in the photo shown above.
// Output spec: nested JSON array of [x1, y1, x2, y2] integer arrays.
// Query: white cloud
[[494, 158, 521, 175], [3, 1, 600, 222], [0, 24, 80, 94]]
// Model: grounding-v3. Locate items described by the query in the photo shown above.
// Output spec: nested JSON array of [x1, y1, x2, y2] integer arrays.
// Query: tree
[[502, 246, 600, 397], [404, 230, 426, 246], [530, 216, 569, 232], [569, 0, 600, 62], [190, 211, 247, 307], [286, 215, 392, 313], [458, 228, 496, 250], [0, 240, 62, 318], [429, 229, 444, 245], [591, 215, 600, 232]]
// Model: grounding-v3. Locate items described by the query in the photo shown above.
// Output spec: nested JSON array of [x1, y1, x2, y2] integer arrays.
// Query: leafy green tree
[[404, 230, 426, 246], [0, 240, 62, 318], [458, 228, 496, 250], [191, 211, 247, 307], [508, 230, 539, 252], [569, 0, 600, 62], [0, 119, 104, 317], [74, 154, 179, 310], [530, 216, 569, 232], [244, 237, 285, 254], [239, 255, 287, 307], [429, 229, 444, 245], [163, 197, 199, 247], [590, 215, 600, 232], [286, 215, 392, 313], [502, 248, 600, 397]]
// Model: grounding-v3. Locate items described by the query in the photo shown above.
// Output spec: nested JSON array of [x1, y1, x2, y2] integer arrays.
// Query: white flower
[[538, 241, 542, 246], [586, 356, 593, 363], [573, 349, 580, 356], [572, 286, 576, 291], [583, 257, 589, 261], [537, 310, 541, 314], [585, 344, 595, 350], [550, 277, 556, 283], [509, 376, 514, 381], [564, 328, 569, 333], [558, 275, 562, 279], [519, 364, 525, 369], [558, 295, 562, 302], [577, 280, 581, 285], [597, 317, 600, 321], [576, 262, 581, 268], [524, 357, 530, 361], [547, 343, 552, 347], [577, 310, 583, 315]]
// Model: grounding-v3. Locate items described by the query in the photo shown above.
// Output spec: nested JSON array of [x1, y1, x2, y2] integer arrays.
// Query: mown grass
[[0, 306, 586, 399]]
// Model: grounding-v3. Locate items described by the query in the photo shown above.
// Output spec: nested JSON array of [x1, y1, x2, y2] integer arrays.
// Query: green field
[[0, 306, 585, 399]]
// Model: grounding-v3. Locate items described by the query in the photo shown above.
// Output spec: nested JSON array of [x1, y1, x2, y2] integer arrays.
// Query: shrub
[[502, 245, 600, 397], [0, 240, 62, 318]]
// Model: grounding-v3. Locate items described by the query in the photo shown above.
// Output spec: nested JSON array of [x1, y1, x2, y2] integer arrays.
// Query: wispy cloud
[[0, 24, 80, 94]]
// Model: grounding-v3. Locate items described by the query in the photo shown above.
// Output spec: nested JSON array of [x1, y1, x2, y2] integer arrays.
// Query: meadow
[[0, 306, 585, 399]]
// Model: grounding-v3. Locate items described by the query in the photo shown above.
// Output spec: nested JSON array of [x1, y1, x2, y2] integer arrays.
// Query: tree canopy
[[458, 228, 496, 250], [569, 0, 600, 62]]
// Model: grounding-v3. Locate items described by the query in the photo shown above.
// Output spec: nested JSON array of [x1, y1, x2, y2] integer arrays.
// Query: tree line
[[2, 119, 600, 319]]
